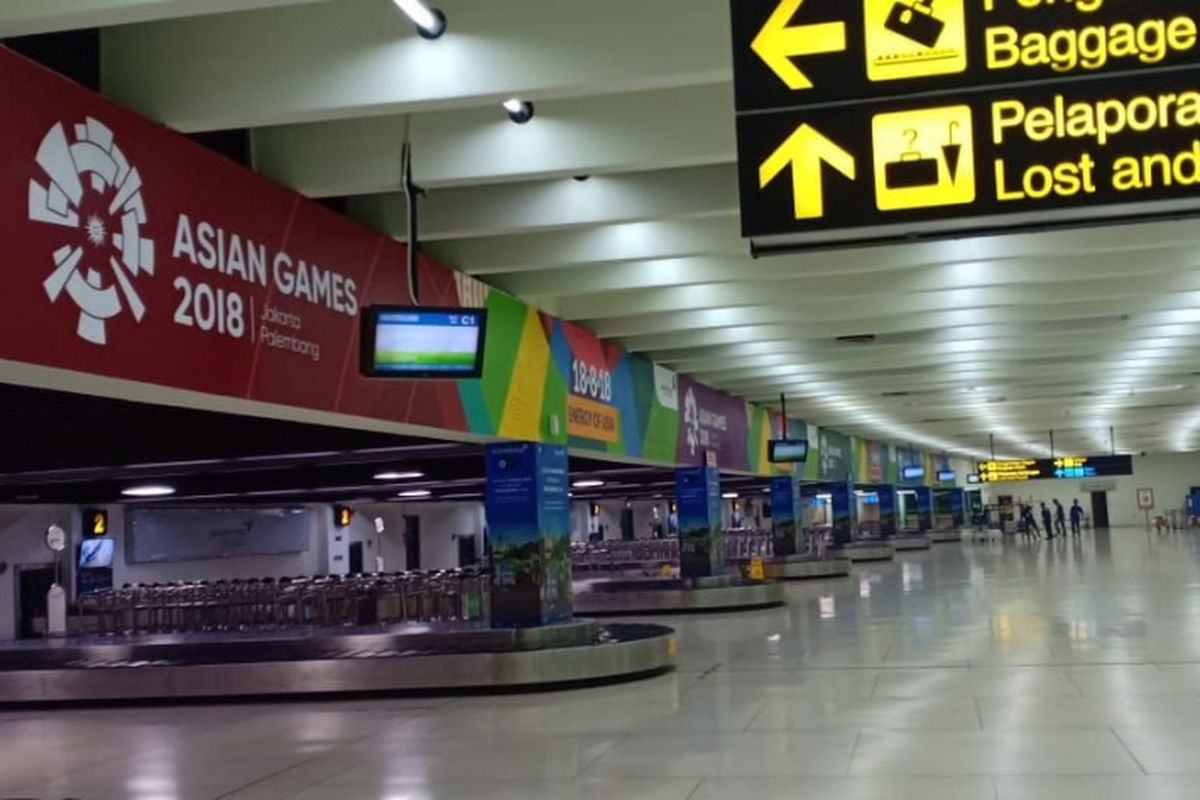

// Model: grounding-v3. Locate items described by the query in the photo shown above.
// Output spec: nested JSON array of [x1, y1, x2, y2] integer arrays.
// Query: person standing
[[1021, 503, 1040, 539], [1053, 499, 1067, 537], [1070, 500, 1084, 536], [1041, 502, 1054, 539]]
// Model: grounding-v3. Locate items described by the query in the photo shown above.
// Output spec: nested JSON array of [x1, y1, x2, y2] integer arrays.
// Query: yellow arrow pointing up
[[752, 0, 847, 90], [759, 124, 855, 220]]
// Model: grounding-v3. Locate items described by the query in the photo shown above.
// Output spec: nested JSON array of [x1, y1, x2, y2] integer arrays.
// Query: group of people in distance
[[1019, 498, 1085, 539]]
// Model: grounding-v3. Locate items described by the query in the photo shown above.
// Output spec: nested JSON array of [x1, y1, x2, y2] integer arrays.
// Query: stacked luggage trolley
[[0, 567, 677, 704], [570, 528, 848, 615]]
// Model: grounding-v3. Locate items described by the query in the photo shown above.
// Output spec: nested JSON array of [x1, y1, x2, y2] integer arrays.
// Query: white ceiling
[[6, 0, 1199, 461]]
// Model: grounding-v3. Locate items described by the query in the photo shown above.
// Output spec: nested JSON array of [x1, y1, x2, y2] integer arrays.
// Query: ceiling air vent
[[836, 334, 877, 345]]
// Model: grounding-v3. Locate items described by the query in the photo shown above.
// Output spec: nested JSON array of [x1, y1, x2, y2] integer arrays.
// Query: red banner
[[0, 48, 470, 432]]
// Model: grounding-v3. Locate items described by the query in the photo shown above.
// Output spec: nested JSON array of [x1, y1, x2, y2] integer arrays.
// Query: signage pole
[[1110, 426, 1116, 456], [780, 392, 787, 439], [401, 139, 423, 305], [1049, 430, 1055, 461], [989, 434, 996, 463]]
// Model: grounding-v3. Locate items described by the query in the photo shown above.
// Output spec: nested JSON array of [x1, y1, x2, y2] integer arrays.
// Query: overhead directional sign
[[976, 455, 1133, 483], [730, 0, 1200, 248], [732, 0, 1200, 111]]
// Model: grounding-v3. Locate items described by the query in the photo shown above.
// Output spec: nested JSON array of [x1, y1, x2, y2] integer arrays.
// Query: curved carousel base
[[889, 535, 932, 551], [762, 557, 852, 580], [929, 530, 965, 543], [829, 543, 895, 562], [0, 621, 675, 705], [573, 577, 786, 615]]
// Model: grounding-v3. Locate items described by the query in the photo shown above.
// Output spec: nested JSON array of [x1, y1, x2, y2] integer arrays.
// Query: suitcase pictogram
[[884, 0, 946, 48], [884, 129, 939, 190]]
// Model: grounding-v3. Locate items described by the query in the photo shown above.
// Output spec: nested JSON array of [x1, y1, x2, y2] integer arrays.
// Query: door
[[1091, 492, 1110, 529], [16, 564, 57, 639], [348, 541, 364, 575], [457, 535, 478, 567], [403, 515, 421, 571]]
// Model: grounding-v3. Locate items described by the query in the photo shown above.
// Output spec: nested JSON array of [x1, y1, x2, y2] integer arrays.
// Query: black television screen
[[937, 470, 957, 482], [361, 307, 487, 379], [768, 439, 809, 463], [79, 538, 115, 569], [902, 465, 926, 481]]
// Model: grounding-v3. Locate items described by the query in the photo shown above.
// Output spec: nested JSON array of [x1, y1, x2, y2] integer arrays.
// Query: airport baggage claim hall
[[4, 1, 1200, 798]]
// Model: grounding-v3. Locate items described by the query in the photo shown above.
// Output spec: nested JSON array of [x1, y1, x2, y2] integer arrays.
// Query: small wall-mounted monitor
[[79, 538, 115, 569], [361, 307, 487, 379], [768, 439, 809, 463], [937, 470, 957, 482], [967, 473, 981, 485], [902, 465, 926, 481]]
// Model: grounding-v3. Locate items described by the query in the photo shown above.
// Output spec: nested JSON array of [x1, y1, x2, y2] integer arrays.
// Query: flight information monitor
[[976, 455, 1133, 483], [361, 307, 487, 379], [79, 538, 115, 569], [768, 438, 809, 463], [902, 465, 926, 481]]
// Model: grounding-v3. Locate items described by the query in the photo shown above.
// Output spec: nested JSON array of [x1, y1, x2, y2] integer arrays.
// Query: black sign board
[[731, 0, 1200, 248], [732, 0, 1200, 112], [976, 454, 1133, 483], [739, 68, 1200, 241]]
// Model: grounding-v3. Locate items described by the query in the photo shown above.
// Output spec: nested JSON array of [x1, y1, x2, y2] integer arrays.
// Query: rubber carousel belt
[[0, 623, 677, 703]]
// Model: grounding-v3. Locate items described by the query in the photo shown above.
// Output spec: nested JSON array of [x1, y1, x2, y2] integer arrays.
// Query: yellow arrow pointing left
[[759, 124, 855, 220], [752, 0, 847, 90]]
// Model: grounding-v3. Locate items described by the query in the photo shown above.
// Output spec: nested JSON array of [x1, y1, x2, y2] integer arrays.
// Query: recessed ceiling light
[[392, 0, 446, 38], [503, 98, 535, 124], [398, 489, 432, 499], [722, 492, 739, 499], [373, 471, 425, 481], [122, 484, 176, 498], [572, 479, 605, 488]]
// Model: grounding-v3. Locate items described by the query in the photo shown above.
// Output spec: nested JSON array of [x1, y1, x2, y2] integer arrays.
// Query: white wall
[[572, 499, 673, 541], [981, 453, 1200, 528], [358, 501, 486, 571]]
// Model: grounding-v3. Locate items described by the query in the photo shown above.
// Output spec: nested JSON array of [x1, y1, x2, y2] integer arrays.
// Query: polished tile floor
[[5, 530, 1200, 799]]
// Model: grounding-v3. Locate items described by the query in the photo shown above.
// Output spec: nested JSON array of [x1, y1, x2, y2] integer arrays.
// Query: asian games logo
[[28, 117, 154, 345], [683, 387, 700, 457]]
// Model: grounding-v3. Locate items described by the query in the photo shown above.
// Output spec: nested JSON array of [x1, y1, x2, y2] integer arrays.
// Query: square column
[[877, 485, 898, 538], [948, 488, 966, 527], [830, 481, 855, 546], [485, 442, 572, 628], [915, 486, 934, 532], [676, 465, 723, 578], [770, 475, 801, 556]]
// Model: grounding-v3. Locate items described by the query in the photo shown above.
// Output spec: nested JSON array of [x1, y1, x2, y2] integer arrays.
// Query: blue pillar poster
[[878, 484, 897, 538], [486, 442, 572, 628], [915, 486, 933, 532], [676, 466, 723, 578], [830, 481, 854, 546], [949, 488, 965, 527], [770, 475, 800, 557]]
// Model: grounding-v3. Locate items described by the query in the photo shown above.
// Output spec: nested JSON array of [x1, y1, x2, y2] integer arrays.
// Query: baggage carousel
[[0, 621, 676, 704], [573, 576, 786, 615], [929, 529, 965, 543], [761, 555, 851, 580], [889, 535, 932, 551], [829, 541, 895, 562]]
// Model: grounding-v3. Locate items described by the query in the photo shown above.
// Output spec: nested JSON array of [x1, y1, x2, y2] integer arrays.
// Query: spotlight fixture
[[393, 0, 446, 39], [373, 470, 425, 481], [121, 484, 176, 498], [572, 479, 606, 489], [398, 489, 433, 499], [503, 98, 535, 124], [722, 492, 739, 499]]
